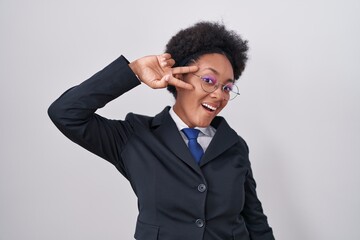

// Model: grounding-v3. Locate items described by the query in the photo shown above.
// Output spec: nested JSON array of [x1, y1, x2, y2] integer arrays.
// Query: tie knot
[[182, 128, 200, 140]]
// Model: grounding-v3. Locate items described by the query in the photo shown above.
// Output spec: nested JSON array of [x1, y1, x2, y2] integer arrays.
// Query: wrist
[[128, 60, 142, 82], [128, 60, 138, 75]]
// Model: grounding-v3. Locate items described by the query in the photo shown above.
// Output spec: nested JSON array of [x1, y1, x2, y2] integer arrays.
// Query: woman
[[48, 21, 275, 240]]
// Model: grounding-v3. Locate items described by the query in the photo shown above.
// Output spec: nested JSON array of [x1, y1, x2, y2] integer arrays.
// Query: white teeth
[[202, 103, 217, 111]]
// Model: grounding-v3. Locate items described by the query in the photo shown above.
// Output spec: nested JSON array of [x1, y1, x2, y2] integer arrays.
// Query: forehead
[[195, 53, 234, 80]]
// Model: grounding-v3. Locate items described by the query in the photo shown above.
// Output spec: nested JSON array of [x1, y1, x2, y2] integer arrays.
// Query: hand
[[129, 53, 198, 90]]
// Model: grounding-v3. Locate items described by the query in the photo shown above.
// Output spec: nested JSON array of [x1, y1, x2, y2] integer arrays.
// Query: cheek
[[222, 101, 228, 108], [217, 101, 228, 113], [185, 88, 208, 104], [195, 87, 211, 99]]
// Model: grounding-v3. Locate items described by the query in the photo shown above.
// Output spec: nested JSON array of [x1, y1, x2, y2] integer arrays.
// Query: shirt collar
[[169, 107, 215, 137]]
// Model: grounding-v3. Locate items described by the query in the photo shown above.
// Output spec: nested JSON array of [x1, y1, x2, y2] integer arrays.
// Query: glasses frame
[[191, 73, 240, 101]]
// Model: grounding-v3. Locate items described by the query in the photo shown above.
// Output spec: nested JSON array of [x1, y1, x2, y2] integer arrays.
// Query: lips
[[202, 103, 218, 112]]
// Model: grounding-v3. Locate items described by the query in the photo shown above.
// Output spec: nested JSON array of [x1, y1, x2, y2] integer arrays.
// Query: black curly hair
[[165, 21, 249, 98]]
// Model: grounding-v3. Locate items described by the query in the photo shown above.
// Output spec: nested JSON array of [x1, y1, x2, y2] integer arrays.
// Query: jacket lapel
[[199, 117, 239, 167], [151, 107, 202, 175]]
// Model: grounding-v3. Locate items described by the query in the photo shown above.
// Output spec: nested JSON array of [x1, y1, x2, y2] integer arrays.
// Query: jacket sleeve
[[242, 167, 275, 240], [241, 141, 275, 240], [48, 55, 141, 178]]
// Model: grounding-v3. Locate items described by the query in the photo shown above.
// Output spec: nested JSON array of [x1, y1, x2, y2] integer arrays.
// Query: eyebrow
[[200, 67, 235, 83]]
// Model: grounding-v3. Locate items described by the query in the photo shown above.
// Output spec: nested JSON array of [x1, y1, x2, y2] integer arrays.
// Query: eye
[[201, 76, 216, 85], [223, 84, 234, 93]]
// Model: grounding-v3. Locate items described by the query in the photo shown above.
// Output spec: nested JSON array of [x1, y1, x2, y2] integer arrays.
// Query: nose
[[210, 84, 227, 100]]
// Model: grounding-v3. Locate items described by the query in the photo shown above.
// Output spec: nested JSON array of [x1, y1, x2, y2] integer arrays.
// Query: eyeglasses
[[192, 73, 240, 101]]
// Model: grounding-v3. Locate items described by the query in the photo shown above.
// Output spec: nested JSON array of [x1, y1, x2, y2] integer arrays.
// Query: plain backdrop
[[1, 0, 359, 239]]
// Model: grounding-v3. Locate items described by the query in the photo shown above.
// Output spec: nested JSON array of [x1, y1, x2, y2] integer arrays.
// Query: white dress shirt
[[169, 107, 216, 153]]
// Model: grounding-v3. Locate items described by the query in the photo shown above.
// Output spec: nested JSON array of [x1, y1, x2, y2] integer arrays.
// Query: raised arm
[[48, 54, 197, 176]]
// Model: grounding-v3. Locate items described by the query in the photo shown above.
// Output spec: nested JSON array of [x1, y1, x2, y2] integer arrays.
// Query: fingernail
[[164, 75, 170, 81]]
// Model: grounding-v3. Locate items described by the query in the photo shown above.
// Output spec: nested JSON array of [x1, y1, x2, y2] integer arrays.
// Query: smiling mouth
[[202, 103, 217, 112]]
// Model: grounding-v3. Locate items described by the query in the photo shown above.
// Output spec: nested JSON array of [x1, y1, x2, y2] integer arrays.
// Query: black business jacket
[[48, 56, 275, 240]]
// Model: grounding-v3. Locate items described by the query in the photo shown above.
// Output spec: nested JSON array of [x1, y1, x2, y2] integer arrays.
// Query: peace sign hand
[[129, 53, 198, 90]]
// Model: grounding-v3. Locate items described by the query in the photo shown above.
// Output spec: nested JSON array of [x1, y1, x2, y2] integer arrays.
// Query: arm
[[48, 56, 140, 176], [48, 54, 198, 176], [242, 167, 275, 240]]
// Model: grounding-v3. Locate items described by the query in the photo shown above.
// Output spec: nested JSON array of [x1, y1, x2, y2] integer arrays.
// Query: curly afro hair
[[165, 21, 249, 98]]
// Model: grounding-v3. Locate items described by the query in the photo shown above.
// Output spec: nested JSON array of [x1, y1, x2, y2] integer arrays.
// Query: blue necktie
[[182, 128, 204, 164]]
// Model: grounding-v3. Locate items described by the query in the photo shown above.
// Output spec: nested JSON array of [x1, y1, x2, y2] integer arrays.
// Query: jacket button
[[195, 219, 205, 228], [197, 184, 207, 192]]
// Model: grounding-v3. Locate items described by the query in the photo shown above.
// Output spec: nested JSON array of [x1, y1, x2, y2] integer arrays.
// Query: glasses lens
[[228, 84, 239, 100], [199, 75, 240, 100], [200, 76, 217, 93]]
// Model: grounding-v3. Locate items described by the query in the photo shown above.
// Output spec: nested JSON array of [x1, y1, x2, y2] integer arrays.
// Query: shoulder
[[212, 116, 249, 152], [124, 106, 171, 129], [124, 112, 153, 128]]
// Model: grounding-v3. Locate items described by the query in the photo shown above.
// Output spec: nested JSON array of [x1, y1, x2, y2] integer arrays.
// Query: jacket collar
[[151, 107, 239, 172], [200, 116, 239, 167]]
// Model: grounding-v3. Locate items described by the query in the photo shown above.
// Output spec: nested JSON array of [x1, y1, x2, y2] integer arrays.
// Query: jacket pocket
[[134, 220, 159, 240], [232, 226, 250, 240]]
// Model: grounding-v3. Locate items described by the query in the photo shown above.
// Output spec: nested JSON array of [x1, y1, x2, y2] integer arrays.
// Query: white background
[[1, 0, 359, 239]]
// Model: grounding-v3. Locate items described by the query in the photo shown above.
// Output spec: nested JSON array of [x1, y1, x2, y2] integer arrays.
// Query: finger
[[158, 53, 172, 63], [171, 65, 198, 75], [160, 58, 175, 68], [158, 53, 174, 67], [167, 76, 194, 90], [149, 74, 174, 89], [160, 53, 172, 59], [166, 58, 175, 67]]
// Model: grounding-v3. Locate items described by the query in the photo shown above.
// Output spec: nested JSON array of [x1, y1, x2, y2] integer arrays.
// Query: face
[[173, 53, 234, 128]]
